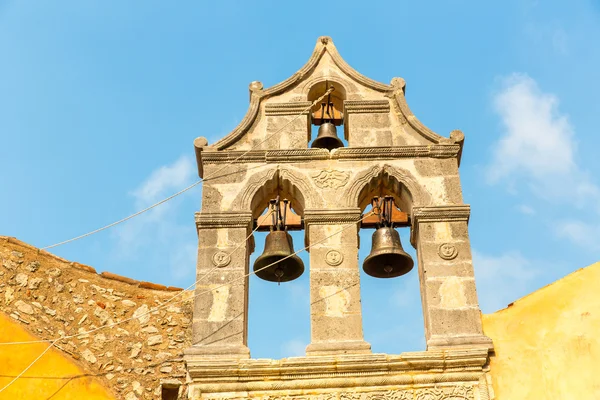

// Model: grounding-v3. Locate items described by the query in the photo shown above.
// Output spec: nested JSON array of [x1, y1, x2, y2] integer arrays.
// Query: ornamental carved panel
[[208, 385, 474, 400], [312, 169, 350, 188]]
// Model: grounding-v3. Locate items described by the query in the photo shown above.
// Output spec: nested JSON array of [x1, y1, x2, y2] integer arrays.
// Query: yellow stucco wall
[[0, 312, 114, 400], [483, 261, 600, 399]]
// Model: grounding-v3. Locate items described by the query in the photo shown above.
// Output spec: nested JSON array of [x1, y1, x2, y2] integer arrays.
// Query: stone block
[[427, 307, 484, 337], [424, 277, 479, 308], [311, 314, 365, 342], [421, 260, 475, 278]]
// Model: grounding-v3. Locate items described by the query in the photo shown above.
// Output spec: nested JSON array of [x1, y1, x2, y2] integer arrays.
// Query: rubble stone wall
[[0, 236, 193, 399]]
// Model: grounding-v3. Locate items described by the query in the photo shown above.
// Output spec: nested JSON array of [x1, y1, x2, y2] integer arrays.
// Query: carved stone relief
[[212, 251, 231, 267], [325, 250, 343, 266], [438, 243, 458, 260], [207, 385, 474, 400], [312, 169, 350, 188]]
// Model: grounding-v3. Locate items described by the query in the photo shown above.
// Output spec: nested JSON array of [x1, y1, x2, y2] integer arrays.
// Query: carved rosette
[[325, 250, 344, 266], [438, 243, 458, 260], [212, 251, 231, 267]]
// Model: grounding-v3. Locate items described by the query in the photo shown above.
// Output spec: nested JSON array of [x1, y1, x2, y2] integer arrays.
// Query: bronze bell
[[311, 122, 344, 151], [254, 230, 304, 283], [363, 226, 414, 278], [362, 196, 414, 278], [253, 197, 304, 284]]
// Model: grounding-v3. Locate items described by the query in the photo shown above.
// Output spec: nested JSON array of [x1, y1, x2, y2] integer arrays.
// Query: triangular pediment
[[197, 37, 461, 157]]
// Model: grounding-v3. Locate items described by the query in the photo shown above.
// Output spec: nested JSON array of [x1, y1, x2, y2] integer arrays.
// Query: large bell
[[311, 122, 344, 151], [363, 227, 414, 278], [253, 230, 304, 283]]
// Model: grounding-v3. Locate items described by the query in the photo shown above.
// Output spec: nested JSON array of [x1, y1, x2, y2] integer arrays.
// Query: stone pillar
[[264, 102, 311, 149], [304, 209, 371, 356], [344, 100, 393, 147], [184, 212, 253, 359], [411, 205, 493, 350]]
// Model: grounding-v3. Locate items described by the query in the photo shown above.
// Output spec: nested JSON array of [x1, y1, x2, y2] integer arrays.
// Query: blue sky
[[1, 1, 599, 359]]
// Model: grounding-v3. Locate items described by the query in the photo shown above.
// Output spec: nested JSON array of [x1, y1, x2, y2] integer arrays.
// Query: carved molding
[[265, 102, 313, 116], [344, 164, 431, 209], [235, 167, 325, 213], [412, 205, 471, 224], [312, 169, 350, 188], [304, 208, 362, 227], [200, 146, 460, 165], [344, 100, 390, 114], [279, 167, 325, 209], [392, 91, 447, 145], [236, 168, 279, 212], [195, 212, 253, 230], [410, 206, 471, 246], [204, 386, 474, 400]]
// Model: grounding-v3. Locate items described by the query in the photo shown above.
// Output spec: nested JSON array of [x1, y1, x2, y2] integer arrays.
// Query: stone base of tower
[[185, 348, 493, 400], [305, 339, 372, 356], [184, 344, 250, 360], [427, 334, 494, 351]]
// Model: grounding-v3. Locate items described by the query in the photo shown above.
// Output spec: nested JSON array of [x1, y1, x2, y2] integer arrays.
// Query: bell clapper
[[274, 266, 284, 286]]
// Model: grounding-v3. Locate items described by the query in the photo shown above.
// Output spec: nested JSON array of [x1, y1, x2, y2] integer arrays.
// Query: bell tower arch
[[185, 36, 493, 400]]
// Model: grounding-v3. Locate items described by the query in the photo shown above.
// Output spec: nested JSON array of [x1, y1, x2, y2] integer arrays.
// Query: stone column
[[184, 212, 253, 359], [264, 102, 311, 149], [304, 209, 371, 356], [411, 205, 493, 350], [344, 100, 393, 147]]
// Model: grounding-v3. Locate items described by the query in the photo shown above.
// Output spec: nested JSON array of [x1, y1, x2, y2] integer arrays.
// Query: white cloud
[[555, 219, 600, 252], [281, 339, 306, 357], [517, 204, 536, 215], [112, 155, 199, 282], [488, 74, 600, 249], [488, 74, 577, 189], [473, 250, 540, 313]]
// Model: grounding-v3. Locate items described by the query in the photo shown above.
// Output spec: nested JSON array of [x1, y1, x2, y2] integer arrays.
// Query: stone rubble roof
[[0, 236, 194, 399]]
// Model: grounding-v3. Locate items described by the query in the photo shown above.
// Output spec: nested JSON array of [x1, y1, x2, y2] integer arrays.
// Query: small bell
[[362, 196, 414, 279], [311, 122, 344, 151], [311, 86, 344, 151], [253, 198, 305, 283]]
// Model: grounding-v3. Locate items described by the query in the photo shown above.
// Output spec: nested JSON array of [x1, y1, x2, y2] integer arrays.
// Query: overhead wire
[[41, 87, 334, 250], [0, 210, 373, 394], [1, 86, 337, 393]]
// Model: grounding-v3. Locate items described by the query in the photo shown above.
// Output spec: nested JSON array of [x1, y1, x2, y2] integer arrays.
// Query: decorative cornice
[[195, 212, 253, 230], [185, 348, 489, 383], [187, 374, 482, 393], [265, 149, 330, 162], [392, 90, 449, 145], [332, 145, 460, 160], [199, 145, 460, 165], [412, 205, 471, 224], [265, 102, 312, 116], [304, 208, 362, 227], [344, 100, 390, 114], [410, 205, 471, 245]]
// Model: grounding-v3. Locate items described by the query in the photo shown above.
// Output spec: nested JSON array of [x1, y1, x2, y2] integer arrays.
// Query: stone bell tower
[[185, 37, 493, 400]]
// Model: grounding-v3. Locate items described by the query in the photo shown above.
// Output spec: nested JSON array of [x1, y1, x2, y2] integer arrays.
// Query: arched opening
[[356, 169, 426, 353], [247, 172, 311, 359], [307, 81, 348, 149]]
